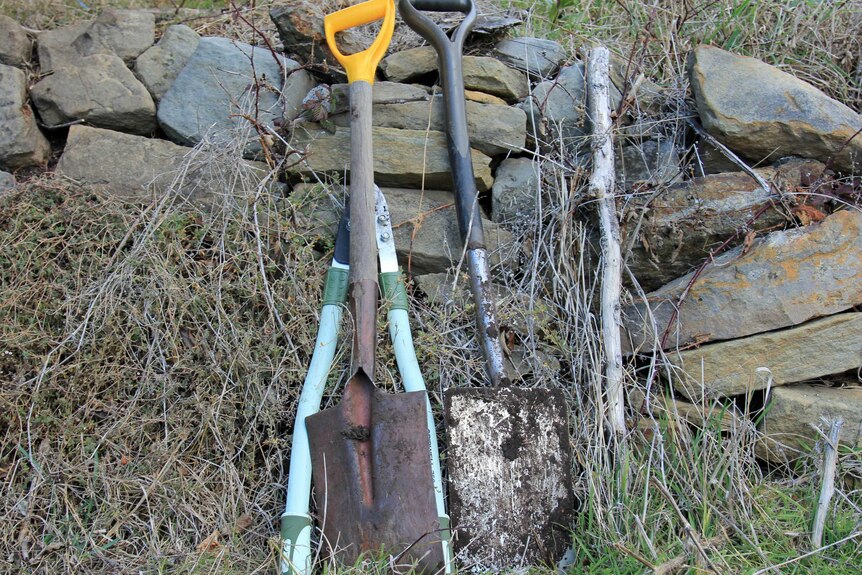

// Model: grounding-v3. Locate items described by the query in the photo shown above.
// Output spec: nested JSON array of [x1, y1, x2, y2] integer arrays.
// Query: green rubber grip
[[280, 514, 312, 570], [439, 514, 452, 544], [379, 271, 409, 311], [322, 267, 349, 306]]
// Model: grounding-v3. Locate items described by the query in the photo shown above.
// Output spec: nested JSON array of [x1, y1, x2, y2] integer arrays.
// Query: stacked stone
[[616, 46, 862, 463]]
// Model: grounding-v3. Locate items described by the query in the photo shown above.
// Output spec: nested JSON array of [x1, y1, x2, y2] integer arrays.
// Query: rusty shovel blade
[[306, 370, 443, 572]]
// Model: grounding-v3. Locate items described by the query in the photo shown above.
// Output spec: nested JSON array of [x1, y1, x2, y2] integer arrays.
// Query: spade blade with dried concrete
[[400, 0, 575, 570]]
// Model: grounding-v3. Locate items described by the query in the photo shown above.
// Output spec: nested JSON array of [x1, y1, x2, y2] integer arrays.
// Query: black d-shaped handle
[[399, 0, 475, 53], [408, 0, 471, 12], [398, 0, 479, 249]]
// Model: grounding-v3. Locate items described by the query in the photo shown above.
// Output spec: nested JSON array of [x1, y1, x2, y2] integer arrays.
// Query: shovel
[[305, 1, 443, 571], [399, 0, 576, 570]]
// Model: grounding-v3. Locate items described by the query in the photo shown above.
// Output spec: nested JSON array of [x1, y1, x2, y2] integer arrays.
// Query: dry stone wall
[[0, 4, 860, 465]]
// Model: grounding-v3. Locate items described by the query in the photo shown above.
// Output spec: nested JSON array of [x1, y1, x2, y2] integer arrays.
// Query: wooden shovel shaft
[[345, 81, 377, 507], [348, 80, 378, 378]]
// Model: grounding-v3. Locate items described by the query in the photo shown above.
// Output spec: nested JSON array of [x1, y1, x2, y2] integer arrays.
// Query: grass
[[0, 0, 861, 574], [0, 177, 325, 573], [0, 0, 270, 45], [516, 0, 862, 113]]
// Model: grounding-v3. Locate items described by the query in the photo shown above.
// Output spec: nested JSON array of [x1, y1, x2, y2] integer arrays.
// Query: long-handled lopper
[[280, 189, 451, 574], [400, 0, 576, 570], [279, 213, 349, 575], [303, 1, 444, 571]]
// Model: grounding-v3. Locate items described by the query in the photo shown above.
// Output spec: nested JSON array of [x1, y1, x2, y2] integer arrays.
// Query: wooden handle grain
[[348, 80, 378, 377]]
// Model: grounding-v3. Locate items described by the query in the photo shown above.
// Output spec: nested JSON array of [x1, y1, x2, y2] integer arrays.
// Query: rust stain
[[777, 261, 799, 282]]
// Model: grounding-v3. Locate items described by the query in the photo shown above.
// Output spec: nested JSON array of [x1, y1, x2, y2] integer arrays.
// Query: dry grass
[[0, 0, 281, 46], [515, 0, 862, 113], [4, 144, 860, 574], [0, 126, 337, 573]]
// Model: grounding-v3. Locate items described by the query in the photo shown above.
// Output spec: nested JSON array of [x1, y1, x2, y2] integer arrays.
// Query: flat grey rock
[[0, 15, 31, 67], [134, 24, 200, 101], [672, 312, 862, 401], [329, 81, 430, 115], [329, 95, 526, 157], [519, 64, 584, 146], [157, 37, 297, 157], [491, 157, 539, 226], [37, 10, 154, 73], [494, 37, 565, 78], [615, 138, 680, 190], [282, 68, 317, 123], [0, 170, 15, 192], [72, 9, 155, 64], [0, 64, 51, 170], [689, 45, 862, 174], [56, 124, 273, 206], [378, 187, 512, 275], [520, 63, 622, 149], [758, 384, 862, 463], [270, 1, 367, 67], [462, 56, 529, 103], [37, 21, 91, 73], [31, 53, 156, 135], [461, 13, 523, 35], [623, 209, 862, 351], [379, 46, 437, 83], [381, 49, 529, 102], [294, 184, 514, 275], [619, 159, 822, 292], [287, 125, 494, 191]]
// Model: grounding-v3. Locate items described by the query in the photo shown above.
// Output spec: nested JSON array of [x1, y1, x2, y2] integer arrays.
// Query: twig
[[686, 117, 771, 194], [37, 118, 86, 130], [751, 530, 862, 575], [587, 46, 626, 438], [812, 418, 843, 549], [612, 541, 656, 570], [228, 0, 282, 69], [649, 478, 719, 573]]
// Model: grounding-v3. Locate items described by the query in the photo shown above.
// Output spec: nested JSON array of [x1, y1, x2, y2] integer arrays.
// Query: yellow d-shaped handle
[[324, 0, 396, 84]]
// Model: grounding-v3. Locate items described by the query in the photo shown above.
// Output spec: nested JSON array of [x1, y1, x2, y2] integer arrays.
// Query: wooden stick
[[587, 46, 626, 438], [649, 478, 720, 573], [812, 418, 843, 549]]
